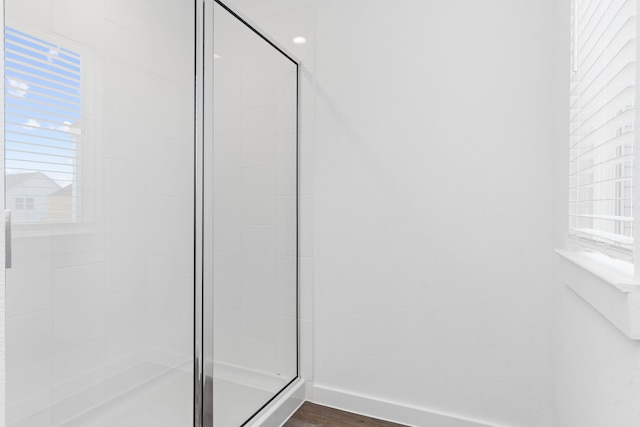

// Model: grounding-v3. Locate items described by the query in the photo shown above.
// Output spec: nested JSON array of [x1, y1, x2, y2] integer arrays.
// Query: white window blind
[[570, 0, 637, 258], [4, 27, 81, 224]]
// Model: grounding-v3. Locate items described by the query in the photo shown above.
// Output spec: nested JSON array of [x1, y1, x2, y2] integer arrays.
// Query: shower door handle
[[5, 210, 11, 269]]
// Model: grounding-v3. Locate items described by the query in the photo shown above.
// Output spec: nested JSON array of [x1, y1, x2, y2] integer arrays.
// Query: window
[[569, 0, 636, 259], [4, 26, 81, 224]]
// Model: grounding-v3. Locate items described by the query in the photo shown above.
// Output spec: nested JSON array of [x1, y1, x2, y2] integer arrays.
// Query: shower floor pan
[[58, 368, 287, 427]]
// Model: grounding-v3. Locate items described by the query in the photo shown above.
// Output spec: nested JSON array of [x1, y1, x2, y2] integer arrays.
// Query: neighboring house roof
[[6, 172, 39, 189], [6, 171, 60, 191], [49, 184, 72, 197]]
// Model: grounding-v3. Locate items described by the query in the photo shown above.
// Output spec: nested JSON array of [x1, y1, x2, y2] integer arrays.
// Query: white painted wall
[[553, 259, 640, 427], [310, 1, 556, 426]]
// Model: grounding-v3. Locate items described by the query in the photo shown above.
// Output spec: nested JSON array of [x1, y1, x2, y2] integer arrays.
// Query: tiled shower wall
[[4, 0, 195, 425], [213, 0, 316, 389], [212, 4, 298, 380]]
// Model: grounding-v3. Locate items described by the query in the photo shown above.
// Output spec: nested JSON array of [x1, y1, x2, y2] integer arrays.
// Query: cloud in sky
[[24, 119, 41, 129], [45, 122, 81, 135], [7, 79, 29, 98], [47, 48, 59, 62]]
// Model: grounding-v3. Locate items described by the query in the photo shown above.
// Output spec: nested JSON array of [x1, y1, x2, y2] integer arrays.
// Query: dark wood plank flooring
[[283, 402, 409, 427]]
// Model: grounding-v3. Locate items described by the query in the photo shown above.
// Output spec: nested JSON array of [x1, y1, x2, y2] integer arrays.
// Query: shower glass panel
[[4, 1, 195, 426], [211, 1, 298, 425]]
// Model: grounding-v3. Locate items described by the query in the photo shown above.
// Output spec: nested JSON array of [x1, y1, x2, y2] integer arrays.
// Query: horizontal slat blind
[[570, 0, 637, 258], [4, 27, 81, 224]]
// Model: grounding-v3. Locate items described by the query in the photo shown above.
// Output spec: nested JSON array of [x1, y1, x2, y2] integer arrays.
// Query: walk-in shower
[[3, 0, 299, 426]]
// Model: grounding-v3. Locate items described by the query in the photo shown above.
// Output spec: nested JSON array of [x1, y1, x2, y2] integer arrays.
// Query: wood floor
[[283, 402, 409, 427]]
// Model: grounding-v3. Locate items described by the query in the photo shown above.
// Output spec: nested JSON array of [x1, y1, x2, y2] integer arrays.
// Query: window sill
[[555, 249, 640, 339]]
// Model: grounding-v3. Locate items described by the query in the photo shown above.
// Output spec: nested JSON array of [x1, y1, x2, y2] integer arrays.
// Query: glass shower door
[[208, 1, 299, 425], [4, 1, 195, 426]]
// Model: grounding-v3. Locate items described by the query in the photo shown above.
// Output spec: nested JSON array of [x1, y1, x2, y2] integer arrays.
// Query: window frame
[[4, 22, 90, 228], [568, 0, 638, 265]]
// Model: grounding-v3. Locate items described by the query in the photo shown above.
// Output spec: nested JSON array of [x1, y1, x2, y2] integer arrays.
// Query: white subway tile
[[240, 340, 275, 374], [145, 73, 185, 140], [52, 230, 105, 269], [6, 254, 53, 318], [53, 263, 106, 343], [214, 140, 242, 196], [144, 3, 193, 84], [106, 227, 147, 294], [213, 63, 242, 141], [213, 307, 241, 365], [52, 0, 105, 49], [275, 256, 296, 318], [145, 309, 182, 368], [105, 0, 149, 37], [299, 195, 313, 257], [178, 286, 194, 362], [240, 226, 275, 284], [6, 311, 54, 405], [105, 159, 147, 227], [106, 289, 146, 377], [213, 196, 242, 252], [299, 131, 315, 196], [11, 234, 52, 260], [241, 166, 276, 225], [276, 134, 297, 196], [241, 106, 276, 167], [147, 253, 185, 315], [213, 251, 242, 309], [147, 136, 193, 197], [104, 21, 145, 66], [276, 70, 297, 136], [298, 68, 315, 133], [299, 256, 313, 321], [242, 281, 275, 316], [300, 319, 313, 381], [241, 50, 277, 109], [82, 54, 106, 124], [80, 120, 107, 195], [6, 0, 51, 32], [241, 310, 276, 344], [276, 195, 296, 256], [53, 335, 106, 400], [104, 90, 147, 161], [147, 195, 193, 255], [275, 315, 297, 379], [104, 59, 146, 98]]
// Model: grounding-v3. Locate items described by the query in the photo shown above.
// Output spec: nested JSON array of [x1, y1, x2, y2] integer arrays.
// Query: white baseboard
[[311, 384, 506, 427], [246, 378, 305, 427]]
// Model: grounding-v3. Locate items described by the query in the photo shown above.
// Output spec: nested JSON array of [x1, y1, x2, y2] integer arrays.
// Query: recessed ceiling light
[[214, 54, 221, 59], [293, 36, 306, 45]]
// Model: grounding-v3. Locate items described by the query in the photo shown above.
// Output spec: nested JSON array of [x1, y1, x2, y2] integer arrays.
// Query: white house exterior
[[6, 172, 62, 223]]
